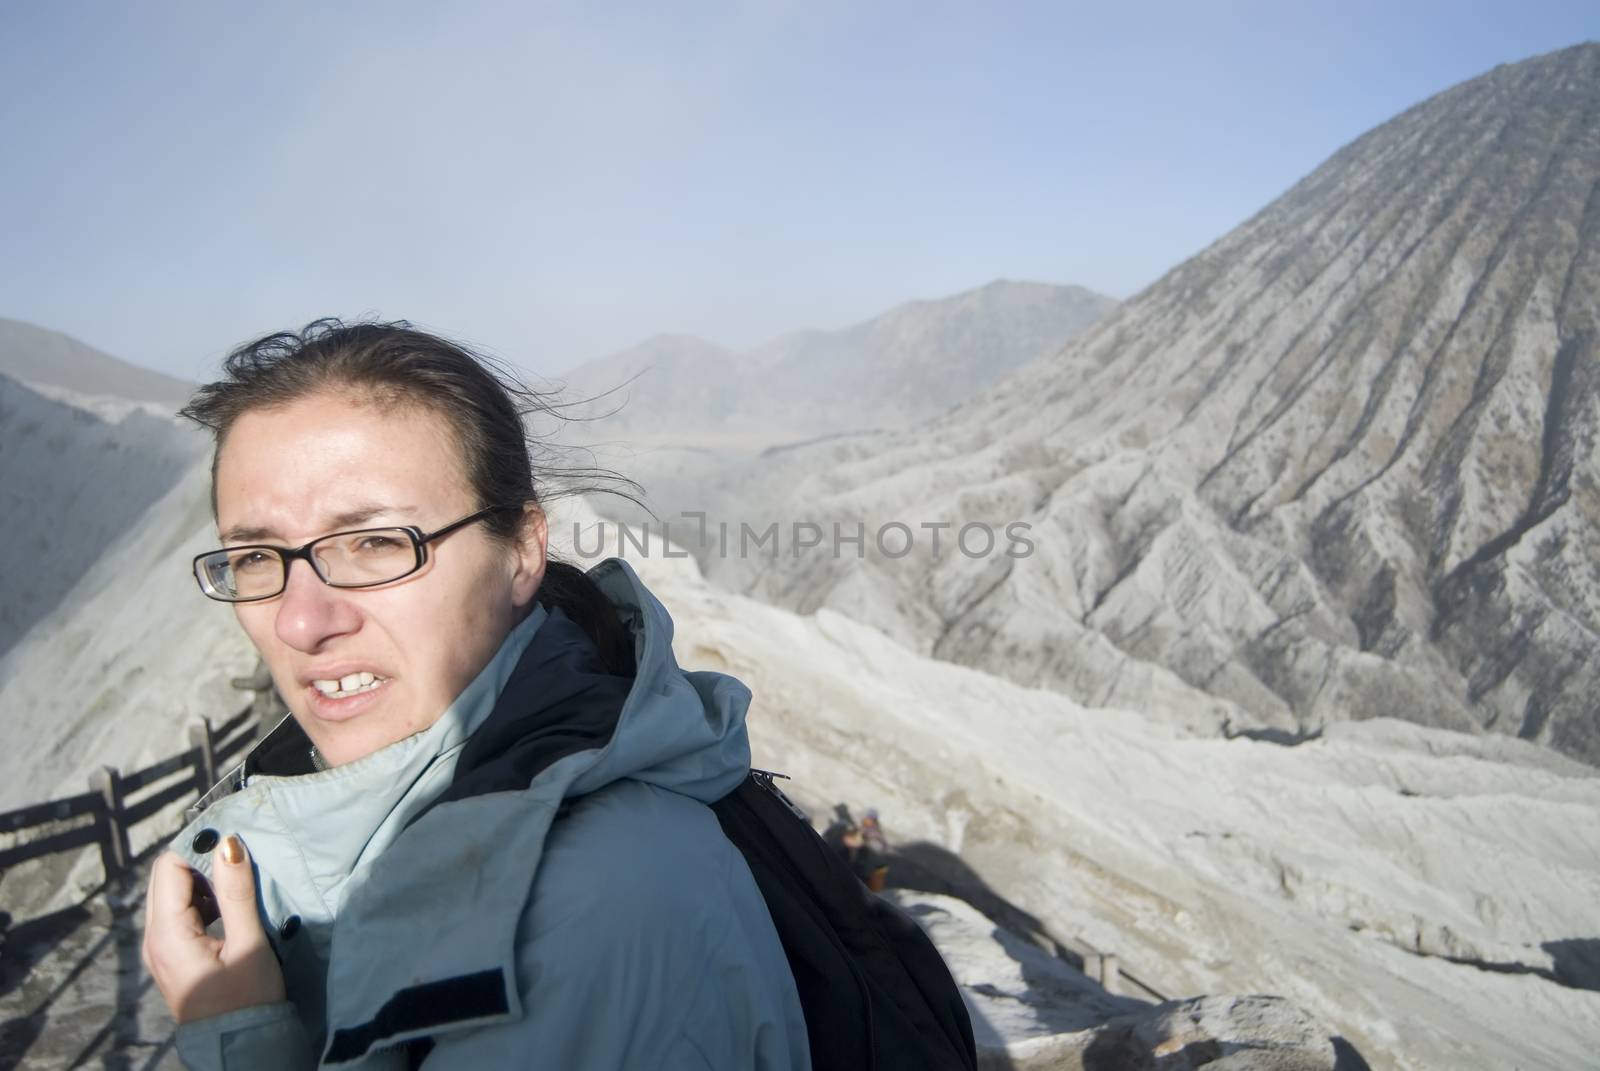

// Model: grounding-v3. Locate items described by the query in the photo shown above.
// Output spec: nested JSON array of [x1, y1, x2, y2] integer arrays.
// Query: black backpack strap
[[403, 1036, 434, 1069], [712, 773, 977, 1071]]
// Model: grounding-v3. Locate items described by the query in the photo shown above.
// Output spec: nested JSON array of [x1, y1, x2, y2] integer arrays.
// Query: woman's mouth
[[311, 672, 389, 699]]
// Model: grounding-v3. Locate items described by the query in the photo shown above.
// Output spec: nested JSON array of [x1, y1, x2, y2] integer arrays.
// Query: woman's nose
[[274, 558, 360, 652]]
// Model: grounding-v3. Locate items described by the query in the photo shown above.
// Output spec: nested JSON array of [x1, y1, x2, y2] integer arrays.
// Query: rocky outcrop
[[1077, 996, 1360, 1071], [897, 889, 1361, 1071]]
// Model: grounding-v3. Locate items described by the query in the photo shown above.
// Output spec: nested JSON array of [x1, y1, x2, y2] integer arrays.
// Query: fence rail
[[119, 748, 200, 795], [0, 704, 258, 883], [0, 791, 102, 836], [0, 822, 105, 870]]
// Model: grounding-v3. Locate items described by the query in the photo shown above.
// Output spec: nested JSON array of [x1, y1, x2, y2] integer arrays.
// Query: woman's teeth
[[312, 672, 386, 699]]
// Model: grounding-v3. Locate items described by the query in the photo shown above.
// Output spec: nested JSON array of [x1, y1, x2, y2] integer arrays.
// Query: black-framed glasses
[[192, 506, 509, 603]]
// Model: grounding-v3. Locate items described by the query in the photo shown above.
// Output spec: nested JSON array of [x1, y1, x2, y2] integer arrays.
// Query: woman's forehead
[[214, 392, 472, 536]]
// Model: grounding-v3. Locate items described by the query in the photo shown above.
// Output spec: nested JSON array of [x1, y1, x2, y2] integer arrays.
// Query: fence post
[[1099, 953, 1120, 994], [89, 766, 130, 879], [189, 718, 217, 797]]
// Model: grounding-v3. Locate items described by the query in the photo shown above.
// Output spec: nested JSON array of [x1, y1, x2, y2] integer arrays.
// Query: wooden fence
[[0, 705, 256, 883]]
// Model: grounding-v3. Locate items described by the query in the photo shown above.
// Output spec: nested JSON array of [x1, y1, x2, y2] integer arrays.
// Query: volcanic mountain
[[698, 43, 1600, 763]]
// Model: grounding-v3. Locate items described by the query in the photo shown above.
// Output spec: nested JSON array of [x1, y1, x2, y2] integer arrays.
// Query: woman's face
[[213, 389, 546, 766]]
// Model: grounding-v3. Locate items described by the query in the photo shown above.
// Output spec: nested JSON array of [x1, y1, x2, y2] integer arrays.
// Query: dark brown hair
[[181, 318, 641, 674]]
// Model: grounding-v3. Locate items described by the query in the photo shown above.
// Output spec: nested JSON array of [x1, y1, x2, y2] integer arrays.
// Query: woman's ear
[[510, 503, 548, 609]]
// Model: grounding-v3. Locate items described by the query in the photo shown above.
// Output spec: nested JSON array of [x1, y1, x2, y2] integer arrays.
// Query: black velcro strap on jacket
[[323, 969, 510, 1065]]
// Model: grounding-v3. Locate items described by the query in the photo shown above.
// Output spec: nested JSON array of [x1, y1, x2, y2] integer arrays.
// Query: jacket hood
[[415, 554, 753, 818], [575, 555, 753, 800]]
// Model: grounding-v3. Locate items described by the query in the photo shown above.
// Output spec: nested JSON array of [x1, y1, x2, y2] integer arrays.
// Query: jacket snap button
[[279, 915, 302, 940], [191, 828, 220, 854]]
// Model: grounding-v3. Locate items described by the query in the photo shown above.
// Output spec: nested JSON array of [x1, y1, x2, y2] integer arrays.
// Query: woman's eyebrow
[[220, 524, 276, 544], [326, 504, 415, 530], [220, 505, 416, 545]]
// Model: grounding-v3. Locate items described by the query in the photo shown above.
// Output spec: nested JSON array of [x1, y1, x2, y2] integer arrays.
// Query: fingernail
[[219, 834, 245, 865]]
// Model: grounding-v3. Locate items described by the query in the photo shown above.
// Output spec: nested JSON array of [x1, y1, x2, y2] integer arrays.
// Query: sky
[[1, 1, 1595, 381]]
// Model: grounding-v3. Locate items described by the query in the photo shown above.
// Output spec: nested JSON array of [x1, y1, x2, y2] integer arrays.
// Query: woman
[[142, 320, 811, 1069]]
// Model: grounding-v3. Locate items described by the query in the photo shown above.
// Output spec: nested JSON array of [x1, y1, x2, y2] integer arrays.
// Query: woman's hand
[[142, 836, 286, 1023]]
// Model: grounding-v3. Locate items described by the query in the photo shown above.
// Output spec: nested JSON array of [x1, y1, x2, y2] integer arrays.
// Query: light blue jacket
[[167, 557, 811, 1070]]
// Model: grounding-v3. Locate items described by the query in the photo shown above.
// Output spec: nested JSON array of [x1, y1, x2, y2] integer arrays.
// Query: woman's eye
[[356, 535, 403, 553]]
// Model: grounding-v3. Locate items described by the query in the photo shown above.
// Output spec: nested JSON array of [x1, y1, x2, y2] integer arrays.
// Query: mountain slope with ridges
[[705, 43, 1600, 763]]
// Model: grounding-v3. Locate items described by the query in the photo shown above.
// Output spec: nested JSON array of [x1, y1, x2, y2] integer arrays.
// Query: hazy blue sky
[[1, 2, 1594, 380]]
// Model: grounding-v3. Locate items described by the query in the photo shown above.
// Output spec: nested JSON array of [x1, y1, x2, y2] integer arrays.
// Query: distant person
[[821, 802, 859, 859], [859, 808, 887, 856], [141, 321, 809, 1069], [822, 804, 890, 892]]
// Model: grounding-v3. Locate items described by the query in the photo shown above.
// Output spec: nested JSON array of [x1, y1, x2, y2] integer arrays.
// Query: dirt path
[[0, 849, 180, 1071]]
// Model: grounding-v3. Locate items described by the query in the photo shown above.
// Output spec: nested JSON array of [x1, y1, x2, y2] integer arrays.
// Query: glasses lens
[[312, 528, 420, 587], [197, 547, 285, 601]]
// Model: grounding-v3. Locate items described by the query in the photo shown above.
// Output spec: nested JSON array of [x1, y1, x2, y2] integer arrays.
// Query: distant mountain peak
[[0, 318, 192, 407], [557, 280, 1116, 449]]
